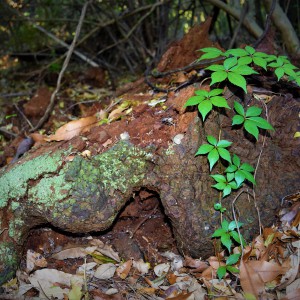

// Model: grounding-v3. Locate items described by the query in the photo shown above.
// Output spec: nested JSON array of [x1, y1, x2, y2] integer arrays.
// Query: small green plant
[[186, 45, 299, 280]]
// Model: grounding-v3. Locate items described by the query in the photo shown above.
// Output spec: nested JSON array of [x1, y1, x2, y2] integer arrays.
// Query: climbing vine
[[185, 46, 299, 279]]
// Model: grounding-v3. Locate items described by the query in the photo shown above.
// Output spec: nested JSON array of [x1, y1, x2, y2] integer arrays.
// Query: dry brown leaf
[[116, 260, 132, 279], [90, 239, 120, 262], [45, 116, 97, 141], [249, 260, 288, 283], [52, 246, 97, 260], [240, 260, 264, 298], [164, 291, 194, 300], [184, 256, 208, 271]]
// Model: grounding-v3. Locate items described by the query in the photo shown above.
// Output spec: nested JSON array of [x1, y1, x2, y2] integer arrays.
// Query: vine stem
[[231, 189, 254, 260]]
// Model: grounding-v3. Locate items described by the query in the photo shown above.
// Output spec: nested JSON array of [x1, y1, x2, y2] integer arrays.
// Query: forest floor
[[0, 24, 300, 300]]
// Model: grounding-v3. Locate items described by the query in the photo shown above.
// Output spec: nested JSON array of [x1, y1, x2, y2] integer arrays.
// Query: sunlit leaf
[[253, 57, 267, 70], [224, 57, 238, 69], [230, 230, 246, 246], [233, 101, 245, 116], [246, 106, 262, 117], [240, 170, 256, 185], [232, 114, 245, 125], [225, 48, 248, 57], [226, 265, 240, 273], [207, 135, 217, 145], [217, 266, 227, 279], [184, 96, 203, 106], [232, 154, 240, 166], [235, 170, 245, 186], [212, 228, 226, 237], [240, 163, 254, 172], [226, 253, 241, 265], [228, 72, 247, 93], [221, 233, 232, 252], [211, 96, 230, 108], [208, 88, 223, 96], [211, 174, 226, 182], [218, 148, 232, 163], [250, 117, 274, 130], [212, 182, 227, 190], [210, 70, 227, 85], [195, 89, 209, 97], [244, 120, 259, 140], [229, 220, 244, 231], [221, 219, 229, 231], [223, 185, 232, 197], [198, 100, 213, 120], [238, 56, 252, 65], [245, 46, 255, 54], [234, 65, 258, 75], [275, 67, 284, 80], [206, 65, 224, 71], [208, 148, 219, 170], [199, 47, 224, 60], [195, 144, 214, 155], [225, 164, 237, 172], [217, 139, 232, 148]]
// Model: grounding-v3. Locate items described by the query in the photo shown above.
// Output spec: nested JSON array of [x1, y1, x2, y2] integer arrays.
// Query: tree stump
[[0, 88, 299, 285]]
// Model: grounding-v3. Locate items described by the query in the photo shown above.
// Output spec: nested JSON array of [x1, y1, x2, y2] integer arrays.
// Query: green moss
[[11, 201, 20, 211], [28, 171, 72, 208], [0, 150, 68, 208], [66, 141, 150, 193], [9, 218, 25, 239]]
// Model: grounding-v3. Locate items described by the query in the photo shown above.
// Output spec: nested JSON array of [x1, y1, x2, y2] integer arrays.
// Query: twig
[[253, 0, 276, 49], [129, 203, 159, 238], [13, 103, 34, 130], [30, 1, 91, 132], [231, 189, 254, 259], [251, 97, 270, 235], [228, 2, 248, 49], [0, 127, 17, 138], [0, 92, 32, 98]]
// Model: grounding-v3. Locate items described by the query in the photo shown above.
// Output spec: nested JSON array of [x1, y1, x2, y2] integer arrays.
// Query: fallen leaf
[[133, 259, 150, 275], [154, 263, 170, 277], [45, 116, 97, 141], [240, 260, 264, 298], [90, 239, 120, 262], [184, 256, 208, 271], [94, 263, 116, 280], [52, 246, 98, 260], [26, 249, 47, 273], [28, 269, 83, 300], [116, 259, 132, 279], [248, 260, 288, 283]]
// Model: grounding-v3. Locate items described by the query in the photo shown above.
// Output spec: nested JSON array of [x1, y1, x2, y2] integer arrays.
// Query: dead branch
[[204, 0, 263, 38], [264, 0, 300, 54], [30, 1, 91, 132]]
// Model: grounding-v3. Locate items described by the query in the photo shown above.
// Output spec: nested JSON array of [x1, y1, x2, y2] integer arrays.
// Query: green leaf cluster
[[225, 45, 269, 70], [232, 101, 274, 140], [225, 154, 256, 186], [195, 135, 232, 170], [184, 89, 230, 120], [210, 174, 238, 197], [267, 56, 297, 80], [212, 219, 246, 253], [205, 57, 257, 93], [217, 253, 240, 279]]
